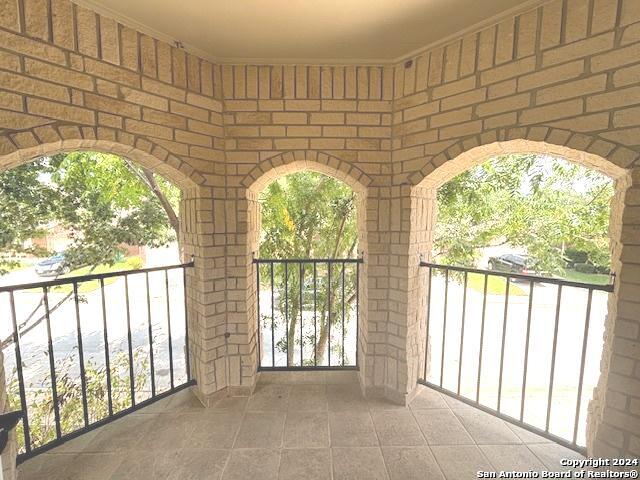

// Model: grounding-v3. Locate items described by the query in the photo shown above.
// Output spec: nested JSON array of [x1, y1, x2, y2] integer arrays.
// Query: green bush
[[8, 349, 150, 452]]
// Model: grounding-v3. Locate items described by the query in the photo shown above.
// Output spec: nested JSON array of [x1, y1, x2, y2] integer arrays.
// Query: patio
[[17, 372, 584, 480]]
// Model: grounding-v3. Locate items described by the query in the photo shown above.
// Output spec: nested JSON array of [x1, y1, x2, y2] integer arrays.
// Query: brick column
[[180, 185, 229, 404], [362, 185, 437, 404], [588, 169, 640, 459]]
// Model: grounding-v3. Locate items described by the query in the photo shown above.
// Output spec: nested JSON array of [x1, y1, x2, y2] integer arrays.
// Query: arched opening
[[240, 152, 370, 386], [412, 137, 631, 453], [0, 142, 198, 459]]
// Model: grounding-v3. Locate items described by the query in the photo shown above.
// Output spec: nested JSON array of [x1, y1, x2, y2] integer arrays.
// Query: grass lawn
[[1, 260, 29, 274], [466, 272, 527, 296], [32, 258, 142, 294], [558, 269, 611, 286]]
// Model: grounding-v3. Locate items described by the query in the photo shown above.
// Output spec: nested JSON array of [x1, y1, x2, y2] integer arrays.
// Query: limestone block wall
[[0, 0, 638, 460]]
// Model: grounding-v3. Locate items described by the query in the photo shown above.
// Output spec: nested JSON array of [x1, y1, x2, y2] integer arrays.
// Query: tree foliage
[[435, 154, 613, 274], [259, 172, 358, 365], [0, 152, 180, 272]]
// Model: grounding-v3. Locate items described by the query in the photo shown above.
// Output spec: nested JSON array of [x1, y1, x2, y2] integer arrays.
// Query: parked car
[[35, 253, 70, 277], [487, 254, 535, 275]]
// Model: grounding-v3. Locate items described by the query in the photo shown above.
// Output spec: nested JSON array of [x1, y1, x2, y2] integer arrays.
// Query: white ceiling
[[76, 0, 541, 64]]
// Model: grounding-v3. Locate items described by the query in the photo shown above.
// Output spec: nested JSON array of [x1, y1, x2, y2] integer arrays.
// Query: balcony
[[17, 372, 585, 480]]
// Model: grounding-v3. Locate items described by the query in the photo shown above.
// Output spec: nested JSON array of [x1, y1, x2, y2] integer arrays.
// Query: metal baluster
[[520, 281, 535, 422], [355, 261, 359, 368], [299, 262, 303, 367], [73, 282, 89, 427], [457, 272, 468, 396], [341, 262, 346, 366], [546, 284, 563, 432], [314, 262, 318, 367], [146, 273, 156, 397], [183, 267, 190, 380], [9, 291, 31, 453], [165, 270, 174, 389], [439, 268, 449, 387], [573, 289, 593, 444], [497, 277, 511, 412], [124, 275, 135, 405], [476, 274, 489, 403], [43, 287, 61, 439], [271, 263, 275, 367], [285, 262, 289, 367], [257, 263, 262, 368], [328, 262, 332, 367], [100, 279, 113, 416], [423, 267, 433, 381]]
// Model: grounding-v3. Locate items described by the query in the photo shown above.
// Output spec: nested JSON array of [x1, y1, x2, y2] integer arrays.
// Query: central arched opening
[[242, 153, 370, 380], [414, 138, 628, 453], [256, 172, 359, 368]]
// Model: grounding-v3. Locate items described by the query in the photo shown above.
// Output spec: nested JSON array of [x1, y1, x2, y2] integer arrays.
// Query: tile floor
[[17, 372, 586, 480]]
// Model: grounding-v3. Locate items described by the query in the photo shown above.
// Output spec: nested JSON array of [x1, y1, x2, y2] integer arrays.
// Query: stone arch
[[0, 124, 204, 189], [403, 126, 639, 456], [241, 150, 373, 197], [409, 126, 637, 189], [230, 150, 372, 391]]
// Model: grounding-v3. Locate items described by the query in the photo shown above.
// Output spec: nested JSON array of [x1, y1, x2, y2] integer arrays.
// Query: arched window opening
[[255, 171, 360, 369], [421, 153, 614, 450], [0, 151, 191, 456]]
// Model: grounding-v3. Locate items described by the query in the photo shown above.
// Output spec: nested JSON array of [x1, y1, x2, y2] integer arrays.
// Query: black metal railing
[[0, 261, 194, 462], [254, 258, 362, 370], [418, 262, 614, 453]]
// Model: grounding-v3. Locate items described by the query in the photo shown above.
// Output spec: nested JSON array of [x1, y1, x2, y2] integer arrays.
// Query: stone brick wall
[[0, 0, 638, 461]]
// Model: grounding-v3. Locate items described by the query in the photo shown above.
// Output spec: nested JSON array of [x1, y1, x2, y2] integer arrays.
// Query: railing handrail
[[420, 261, 614, 292], [254, 257, 363, 264], [0, 261, 195, 293]]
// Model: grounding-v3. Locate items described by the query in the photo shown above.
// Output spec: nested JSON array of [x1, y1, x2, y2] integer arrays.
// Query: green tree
[[259, 172, 358, 364], [0, 152, 181, 350], [435, 154, 613, 274], [0, 159, 56, 273]]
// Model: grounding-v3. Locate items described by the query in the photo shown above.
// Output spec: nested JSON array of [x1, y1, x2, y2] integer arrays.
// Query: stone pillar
[[180, 185, 229, 404], [588, 169, 640, 459], [362, 184, 437, 404]]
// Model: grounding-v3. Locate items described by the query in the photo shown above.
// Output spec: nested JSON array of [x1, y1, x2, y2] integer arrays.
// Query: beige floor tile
[[381, 446, 445, 480], [327, 384, 368, 412], [329, 411, 378, 446], [279, 448, 331, 480], [189, 412, 243, 448], [221, 449, 280, 480], [247, 384, 291, 411], [370, 410, 425, 446], [332, 447, 390, 480], [137, 413, 198, 451], [413, 409, 474, 445], [64, 452, 124, 479], [288, 384, 327, 411], [431, 445, 493, 480], [110, 448, 229, 479], [83, 413, 158, 452], [211, 396, 249, 413], [452, 409, 522, 444], [284, 411, 329, 448], [505, 422, 554, 444], [480, 444, 546, 471], [409, 387, 448, 410], [527, 443, 585, 471], [233, 411, 285, 448]]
